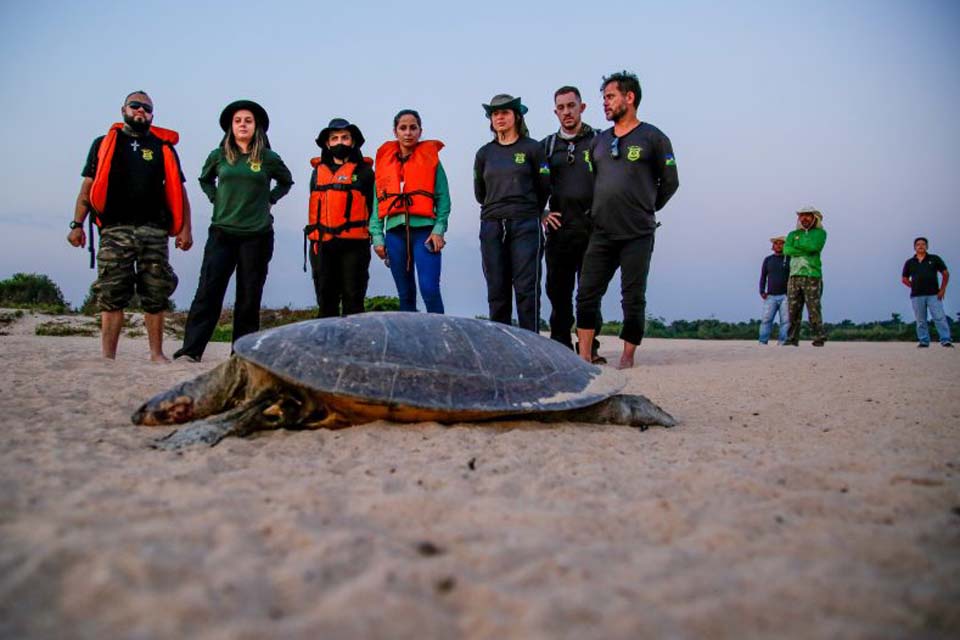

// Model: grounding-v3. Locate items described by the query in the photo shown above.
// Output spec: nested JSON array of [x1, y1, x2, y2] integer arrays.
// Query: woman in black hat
[[174, 100, 293, 361], [473, 94, 551, 332], [305, 118, 375, 317]]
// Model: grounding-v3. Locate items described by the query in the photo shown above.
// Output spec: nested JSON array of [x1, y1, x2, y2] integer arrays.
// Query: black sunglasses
[[566, 142, 576, 165], [126, 101, 153, 114], [609, 136, 620, 159]]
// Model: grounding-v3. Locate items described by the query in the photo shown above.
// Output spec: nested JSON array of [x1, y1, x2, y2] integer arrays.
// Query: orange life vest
[[88, 123, 185, 236], [305, 157, 373, 245], [374, 140, 443, 219]]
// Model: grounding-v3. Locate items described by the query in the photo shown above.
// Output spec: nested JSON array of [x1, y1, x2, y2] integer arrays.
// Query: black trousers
[[576, 230, 654, 345], [479, 217, 543, 332], [178, 226, 274, 359], [310, 238, 371, 318], [545, 226, 594, 349]]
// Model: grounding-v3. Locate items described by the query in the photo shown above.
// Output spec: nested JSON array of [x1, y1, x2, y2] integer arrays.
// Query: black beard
[[123, 114, 151, 134]]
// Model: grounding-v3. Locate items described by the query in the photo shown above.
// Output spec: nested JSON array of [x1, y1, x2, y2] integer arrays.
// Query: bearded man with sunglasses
[[541, 86, 605, 362], [575, 71, 679, 369], [69, 91, 192, 362]]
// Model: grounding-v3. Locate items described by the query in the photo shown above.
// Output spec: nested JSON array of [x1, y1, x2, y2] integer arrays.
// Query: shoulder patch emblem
[[141, 149, 154, 161], [539, 162, 550, 175], [664, 153, 676, 167], [626, 145, 642, 161], [514, 152, 526, 164], [249, 160, 262, 172]]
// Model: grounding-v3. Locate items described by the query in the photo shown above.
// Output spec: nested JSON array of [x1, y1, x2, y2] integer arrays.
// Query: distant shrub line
[[2, 273, 954, 342]]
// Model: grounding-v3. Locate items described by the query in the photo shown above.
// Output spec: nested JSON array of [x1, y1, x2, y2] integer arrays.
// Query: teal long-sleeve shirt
[[783, 227, 827, 278], [368, 161, 451, 247], [198, 147, 293, 234]]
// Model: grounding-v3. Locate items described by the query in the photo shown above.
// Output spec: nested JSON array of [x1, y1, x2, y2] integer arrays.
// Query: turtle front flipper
[[544, 394, 677, 430], [151, 389, 297, 449]]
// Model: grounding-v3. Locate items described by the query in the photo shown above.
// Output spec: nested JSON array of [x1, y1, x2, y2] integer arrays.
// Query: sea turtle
[[133, 312, 676, 449]]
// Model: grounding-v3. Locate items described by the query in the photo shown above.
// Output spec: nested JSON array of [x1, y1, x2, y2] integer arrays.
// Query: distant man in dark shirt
[[901, 237, 952, 348], [575, 71, 679, 369], [758, 236, 790, 345], [541, 85, 603, 362], [68, 91, 192, 362]]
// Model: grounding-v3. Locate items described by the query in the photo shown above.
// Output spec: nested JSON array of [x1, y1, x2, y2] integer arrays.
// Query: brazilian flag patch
[[664, 154, 676, 167], [539, 163, 550, 175]]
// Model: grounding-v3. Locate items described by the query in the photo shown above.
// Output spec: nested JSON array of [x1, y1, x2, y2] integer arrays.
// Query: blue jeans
[[911, 295, 952, 345], [759, 294, 789, 344], [384, 226, 443, 313]]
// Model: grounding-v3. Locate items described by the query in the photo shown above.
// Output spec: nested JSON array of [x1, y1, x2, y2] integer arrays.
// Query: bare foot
[[617, 355, 635, 370], [150, 353, 171, 364]]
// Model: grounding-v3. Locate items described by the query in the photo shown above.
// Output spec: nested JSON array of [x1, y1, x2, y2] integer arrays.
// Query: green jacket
[[783, 227, 827, 278]]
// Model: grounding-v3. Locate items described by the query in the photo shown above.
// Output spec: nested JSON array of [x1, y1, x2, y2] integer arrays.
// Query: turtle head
[[132, 391, 197, 425], [132, 357, 248, 426]]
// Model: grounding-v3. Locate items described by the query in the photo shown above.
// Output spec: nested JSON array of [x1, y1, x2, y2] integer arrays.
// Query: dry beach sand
[[1, 311, 958, 639]]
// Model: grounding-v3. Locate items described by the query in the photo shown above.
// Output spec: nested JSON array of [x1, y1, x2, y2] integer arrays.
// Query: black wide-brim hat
[[219, 99, 270, 132], [316, 118, 365, 148], [482, 94, 528, 118]]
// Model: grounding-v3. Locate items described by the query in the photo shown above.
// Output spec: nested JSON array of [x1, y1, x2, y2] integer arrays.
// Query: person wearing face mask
[[782, 206, 828, 347], [174, 100, 293, 362], [370, 109, 449, 313], [305, 118, 375, 318], [70, 90, 192, 362]]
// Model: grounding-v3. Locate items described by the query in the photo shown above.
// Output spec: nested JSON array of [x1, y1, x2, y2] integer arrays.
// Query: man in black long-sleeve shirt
[[575, 71, 680, 368], [758, 236, 791, 344]]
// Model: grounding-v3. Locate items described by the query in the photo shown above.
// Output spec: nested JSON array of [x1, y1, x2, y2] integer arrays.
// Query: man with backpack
[[542, 86, 604, 363], [68, 90, 192, 362]]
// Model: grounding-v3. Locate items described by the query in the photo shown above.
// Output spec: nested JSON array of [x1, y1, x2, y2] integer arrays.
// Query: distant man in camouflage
[[68, 91, 192, 361], [782, 206, 827, 346]]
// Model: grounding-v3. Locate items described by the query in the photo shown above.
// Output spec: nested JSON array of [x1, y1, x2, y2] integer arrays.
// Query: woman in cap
[[174, 100, 293, 361], [370, 109, 450, 313], [473, 94, 551, 332], [305, 118, 375, 317]]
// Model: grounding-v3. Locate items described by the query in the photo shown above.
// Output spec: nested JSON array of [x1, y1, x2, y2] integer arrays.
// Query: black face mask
[[123, 113, 151, 134], [329, 144, 352, 160]]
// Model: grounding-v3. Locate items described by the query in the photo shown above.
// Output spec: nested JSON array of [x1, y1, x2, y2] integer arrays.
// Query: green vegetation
[[35, 320, 99, 337], [0, 273, 69, 313], [598, 312, 958, 342]]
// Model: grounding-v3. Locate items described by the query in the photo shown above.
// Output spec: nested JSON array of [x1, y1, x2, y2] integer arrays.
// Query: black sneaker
[[917, 343, 930, 348], [173, 349, 201, 362], [943, 342, 955, 348], [591, 354, 608, 365], [812, 340, 825, 347]]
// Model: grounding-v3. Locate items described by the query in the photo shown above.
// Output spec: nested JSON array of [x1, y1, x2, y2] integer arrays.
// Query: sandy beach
[[1, 313, 958, 639]]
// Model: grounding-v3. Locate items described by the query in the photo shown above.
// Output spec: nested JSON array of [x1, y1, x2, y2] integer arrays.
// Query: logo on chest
[[626, 146, 643, 162], [141, 148, 154, 161], [249, 161, 262, 172], [514, 152, 526, 164]]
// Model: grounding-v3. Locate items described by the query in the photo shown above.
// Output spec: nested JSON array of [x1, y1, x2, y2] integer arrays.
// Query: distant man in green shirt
[[783, 206, 827, 346]]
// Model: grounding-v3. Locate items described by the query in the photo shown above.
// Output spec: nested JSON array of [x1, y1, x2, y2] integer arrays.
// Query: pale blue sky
[[1, 0, 958, 322]]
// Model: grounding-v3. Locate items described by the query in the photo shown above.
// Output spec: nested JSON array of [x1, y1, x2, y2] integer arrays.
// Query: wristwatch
[[69, 220, 83, 229]]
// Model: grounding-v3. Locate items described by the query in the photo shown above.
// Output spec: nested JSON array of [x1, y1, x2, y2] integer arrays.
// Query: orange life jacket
[[305, 157, 373, 245], [375, 140, 443, 219], [88, 123, 185, 236]]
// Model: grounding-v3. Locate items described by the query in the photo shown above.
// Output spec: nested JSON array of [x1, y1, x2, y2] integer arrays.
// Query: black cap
[[219, 100, 269, 132], [316, 118, 365, 148]]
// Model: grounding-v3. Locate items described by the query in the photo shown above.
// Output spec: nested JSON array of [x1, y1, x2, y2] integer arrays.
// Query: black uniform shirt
[[760, 253, 791, 295], [902, 254, 948, 297], [473, 137, 550, 220], [588, 122, 679, 238], [82, 129, 185, 228], [543, 125, 597, 234]]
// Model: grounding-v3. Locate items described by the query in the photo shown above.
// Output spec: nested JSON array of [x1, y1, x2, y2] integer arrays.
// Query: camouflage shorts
[[96, 225, 177, 313]]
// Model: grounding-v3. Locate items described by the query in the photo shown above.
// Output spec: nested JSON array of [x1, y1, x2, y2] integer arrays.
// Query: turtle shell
[[234, 312, 624, 416]]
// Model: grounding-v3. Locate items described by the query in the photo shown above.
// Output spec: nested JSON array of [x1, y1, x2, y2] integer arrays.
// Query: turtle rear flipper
[[151, 390, 288, 450], [544, 394, 677, 429]]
